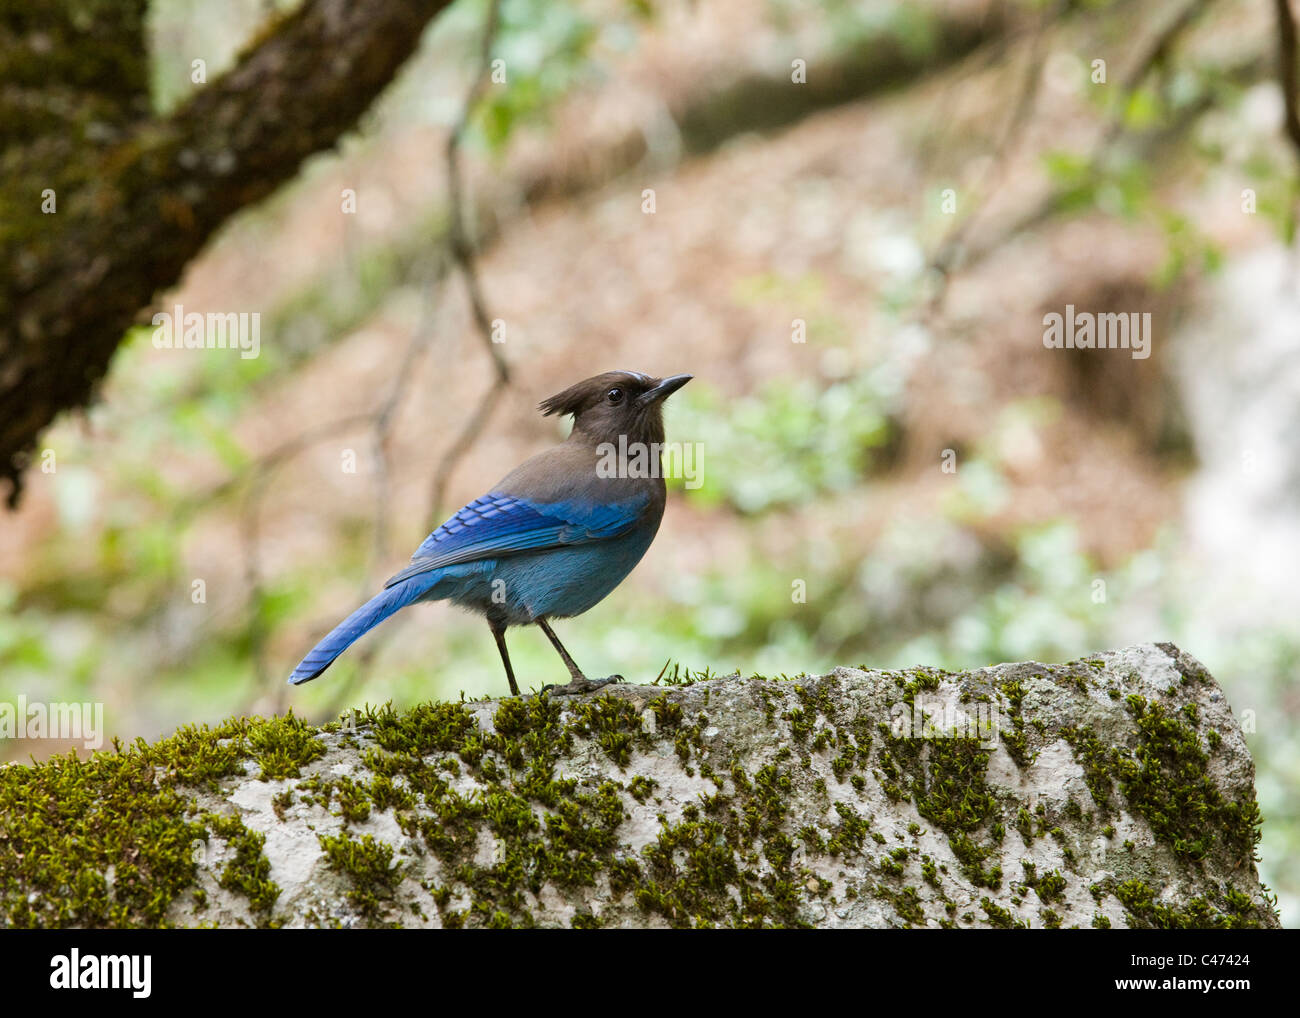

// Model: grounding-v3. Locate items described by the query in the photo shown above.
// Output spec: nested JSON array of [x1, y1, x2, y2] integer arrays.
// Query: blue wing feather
[[384, 492, 647, 588]]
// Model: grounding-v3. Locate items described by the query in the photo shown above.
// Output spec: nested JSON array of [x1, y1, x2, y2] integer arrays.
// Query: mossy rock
[[0, 644, 1278, 928]]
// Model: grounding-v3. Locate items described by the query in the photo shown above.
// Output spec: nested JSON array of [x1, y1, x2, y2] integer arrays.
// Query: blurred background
[[1, 0, 1297, 923]]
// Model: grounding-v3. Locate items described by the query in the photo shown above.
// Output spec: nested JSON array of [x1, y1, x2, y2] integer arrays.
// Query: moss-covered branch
[[0, 0, 454, 506]]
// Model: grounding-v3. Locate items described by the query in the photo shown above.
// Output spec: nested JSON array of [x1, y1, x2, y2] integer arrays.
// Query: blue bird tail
[[287, 573, 441, 685]]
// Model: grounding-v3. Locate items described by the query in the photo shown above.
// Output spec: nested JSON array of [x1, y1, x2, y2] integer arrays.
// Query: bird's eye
[[606, 388, 624, 404]]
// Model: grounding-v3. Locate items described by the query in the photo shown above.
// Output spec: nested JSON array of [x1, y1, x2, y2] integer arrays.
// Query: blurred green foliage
[[476, 0, 603, 150], [667, 375, 892, 513]]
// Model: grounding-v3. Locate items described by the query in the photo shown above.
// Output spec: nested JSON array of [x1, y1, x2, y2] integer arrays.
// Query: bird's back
[[383, 441, 665, 624], [494, 440, 667, 520]]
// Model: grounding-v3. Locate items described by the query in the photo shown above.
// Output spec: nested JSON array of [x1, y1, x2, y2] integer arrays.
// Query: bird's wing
[[382, 492, 648, 589]]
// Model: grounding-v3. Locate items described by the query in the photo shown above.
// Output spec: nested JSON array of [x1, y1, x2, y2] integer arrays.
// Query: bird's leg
[[536, 618, 623, 696], [490, 621, 520, 697], [537, 618, 584, 681]]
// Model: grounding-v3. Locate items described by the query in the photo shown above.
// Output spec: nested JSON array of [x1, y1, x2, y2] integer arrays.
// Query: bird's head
[[539, 370, 692, 447]]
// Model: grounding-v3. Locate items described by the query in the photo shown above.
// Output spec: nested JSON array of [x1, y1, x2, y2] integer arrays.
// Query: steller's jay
[[288, 370, 691, 696]]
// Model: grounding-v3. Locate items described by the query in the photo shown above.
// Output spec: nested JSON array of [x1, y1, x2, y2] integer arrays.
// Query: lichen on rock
[[0, 643, 1278, 928]]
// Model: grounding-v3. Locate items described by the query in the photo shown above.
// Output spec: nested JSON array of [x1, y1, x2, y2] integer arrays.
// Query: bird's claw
[[542, 675, 625, 696]]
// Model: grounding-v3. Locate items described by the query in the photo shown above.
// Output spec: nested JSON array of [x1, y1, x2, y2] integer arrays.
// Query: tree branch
[[0, 0, 455, 507], [428, 0, 509, 527], [1277, 0, 1300, 160]]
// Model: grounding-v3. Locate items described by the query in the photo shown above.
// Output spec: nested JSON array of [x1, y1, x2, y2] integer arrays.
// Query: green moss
[[874, 882, 925, 926], [798, 825, 827, 854], [1108, 877, 1264, 930], [874, 743, 911, 802], [627, 775, 658, 804], [1059, 723, 1116, 812], [632, 760, 806, 927], [786, 707, 814, 743], [205, 812, 280, 919], [1065, 696, 1262, 865], [826, 802, 869, 856], [271, 788, 294, 821], [331, 775, 372, 824], [640, 691, 679, 725], [896, 668, 943, 706], [882, 728, 1002, 889], [371, 699, 479, 757], [571, 695, 650, 769], [319, 832, 401, 921], [999, 679, 1036, 768], [368, 773, 415, 814], [0, 712, 317, 927], [979, 897, 1027, 929], [248, 712, 327, 779], [1015, 806, 1034, 846], [1034, 869, 1067, 904]]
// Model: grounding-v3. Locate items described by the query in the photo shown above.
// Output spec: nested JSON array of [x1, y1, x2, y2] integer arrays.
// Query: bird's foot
[[542, 674, 625, 696]]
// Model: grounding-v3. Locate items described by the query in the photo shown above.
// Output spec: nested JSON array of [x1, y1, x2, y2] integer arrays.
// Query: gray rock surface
[[165, 642, 1275, 928]]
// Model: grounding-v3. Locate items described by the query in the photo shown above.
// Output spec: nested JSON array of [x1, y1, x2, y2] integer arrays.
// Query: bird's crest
[[538, 371, 651, 418]]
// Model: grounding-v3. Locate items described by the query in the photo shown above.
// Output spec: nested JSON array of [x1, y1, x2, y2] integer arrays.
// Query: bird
[[287, 369, 692, 696]]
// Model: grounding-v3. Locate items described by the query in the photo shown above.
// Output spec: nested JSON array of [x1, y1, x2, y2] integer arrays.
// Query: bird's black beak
[[638, 373, 692, 407]]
